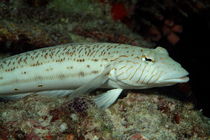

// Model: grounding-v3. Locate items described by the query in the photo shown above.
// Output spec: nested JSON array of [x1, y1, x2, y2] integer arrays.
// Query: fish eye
[[145, 57, 153, 62], [142, 56, 154, 62]]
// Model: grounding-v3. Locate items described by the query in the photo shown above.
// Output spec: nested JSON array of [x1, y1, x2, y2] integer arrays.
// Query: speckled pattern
[[0, 43, 144, 94], [0, 43, 128, 71], [0, 43, 188, 96]]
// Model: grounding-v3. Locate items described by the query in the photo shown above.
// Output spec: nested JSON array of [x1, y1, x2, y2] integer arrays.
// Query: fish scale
[[0, 43, 189, 108]]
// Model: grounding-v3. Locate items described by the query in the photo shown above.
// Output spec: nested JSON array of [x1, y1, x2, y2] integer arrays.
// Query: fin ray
[[94, 88, 123, 108], [67, 64, 113, 98]]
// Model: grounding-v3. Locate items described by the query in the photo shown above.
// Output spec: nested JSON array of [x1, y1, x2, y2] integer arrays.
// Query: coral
[[0, 94, 114, 139], [107, 93, 210, 139], [111, 3, 128, 20], [47, 0, 107, 18], [0, 92, 209, 139], [106, 0, 210, 45], [67, 97, 93, 117], [73, 27, 148, 46], [0, 0, 153, 55]]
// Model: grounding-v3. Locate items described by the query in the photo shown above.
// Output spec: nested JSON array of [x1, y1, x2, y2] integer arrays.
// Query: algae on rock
[[0, 92, 209, 139]]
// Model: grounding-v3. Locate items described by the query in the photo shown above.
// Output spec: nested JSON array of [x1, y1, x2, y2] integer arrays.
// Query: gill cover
[[110, 51, 155, 88]]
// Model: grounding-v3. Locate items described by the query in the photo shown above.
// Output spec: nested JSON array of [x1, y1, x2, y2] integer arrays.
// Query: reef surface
[[0, 92, 210, 140]]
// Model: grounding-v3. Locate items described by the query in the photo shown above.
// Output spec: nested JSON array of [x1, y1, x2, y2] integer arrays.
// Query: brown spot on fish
[[119, 55, 128, 58], [110, 57, 121, 62], [31, 64, 36, 67], [5, 67, 15, 72], [14, 88, 19, 91], [66, 66, 73, 69], [92, 59, 98, 62], [79, 71, 85, 77], [55, 58, 65, 62], [35, 53, 40, 58], [45, 68, 53, 71], [102, 58, 108, 61], [38, 85, 43, 87], [66, 52, 74, 56], [17, 58, 22, 64], [7, 61, 11, 66], [23, 57, 27, 64], [86, 65, 90, 68], [31, 61, 43, 67], [76, 59, 85, 62], [34, 76, 43, 81], [55, 50, 61, 54], [78, 48, 83, 54], [49, 53, 53, 59], [63, 47, 68, 51], [58, 74, 66, 79], [44, 54, 48, 59], [92, 70, 99, 74], [21, 71, 27, 74]]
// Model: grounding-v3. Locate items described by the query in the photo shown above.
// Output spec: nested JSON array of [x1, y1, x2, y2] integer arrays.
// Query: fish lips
[[162, 75, 189, 83]]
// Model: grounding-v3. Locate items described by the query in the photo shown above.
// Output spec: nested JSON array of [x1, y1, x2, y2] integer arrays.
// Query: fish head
[[150, 47, 189, 86], [113, 46, 189, 89]]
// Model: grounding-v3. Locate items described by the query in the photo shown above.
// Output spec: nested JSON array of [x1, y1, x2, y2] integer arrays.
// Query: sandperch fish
[[0, 43, 189, 108]]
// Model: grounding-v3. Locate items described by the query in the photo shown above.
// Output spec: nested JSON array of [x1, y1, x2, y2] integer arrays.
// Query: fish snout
[[159, 65, 189, 84]]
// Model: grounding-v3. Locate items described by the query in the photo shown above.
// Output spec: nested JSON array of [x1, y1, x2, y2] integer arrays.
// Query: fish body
[[0, 43, 115, 94], [0, 43, 189, 107]]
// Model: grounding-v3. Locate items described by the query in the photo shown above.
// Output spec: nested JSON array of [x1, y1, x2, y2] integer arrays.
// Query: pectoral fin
[[67, 64, 113, 98], [94, 88, 123, 109], [34, 90, 74, 97]]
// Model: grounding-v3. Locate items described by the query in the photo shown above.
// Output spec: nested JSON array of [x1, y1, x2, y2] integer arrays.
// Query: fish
[[0, 43, 189, 108]]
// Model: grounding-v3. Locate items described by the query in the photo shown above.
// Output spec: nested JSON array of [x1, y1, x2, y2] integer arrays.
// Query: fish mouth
[[163, 75, 189, 83]]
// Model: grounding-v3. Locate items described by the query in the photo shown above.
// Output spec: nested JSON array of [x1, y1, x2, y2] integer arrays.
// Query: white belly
[[0, 61, 107, 95]]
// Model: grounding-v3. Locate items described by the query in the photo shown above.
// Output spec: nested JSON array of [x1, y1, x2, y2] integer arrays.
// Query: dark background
[[173, 9, 210, 117], [133, 5, 210, 117]]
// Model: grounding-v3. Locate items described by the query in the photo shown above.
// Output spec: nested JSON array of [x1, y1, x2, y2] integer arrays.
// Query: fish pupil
[[145, 57, 153, 62]]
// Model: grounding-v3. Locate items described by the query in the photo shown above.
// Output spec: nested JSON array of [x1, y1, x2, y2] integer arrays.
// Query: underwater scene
[[0, 0, 210, 139]]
